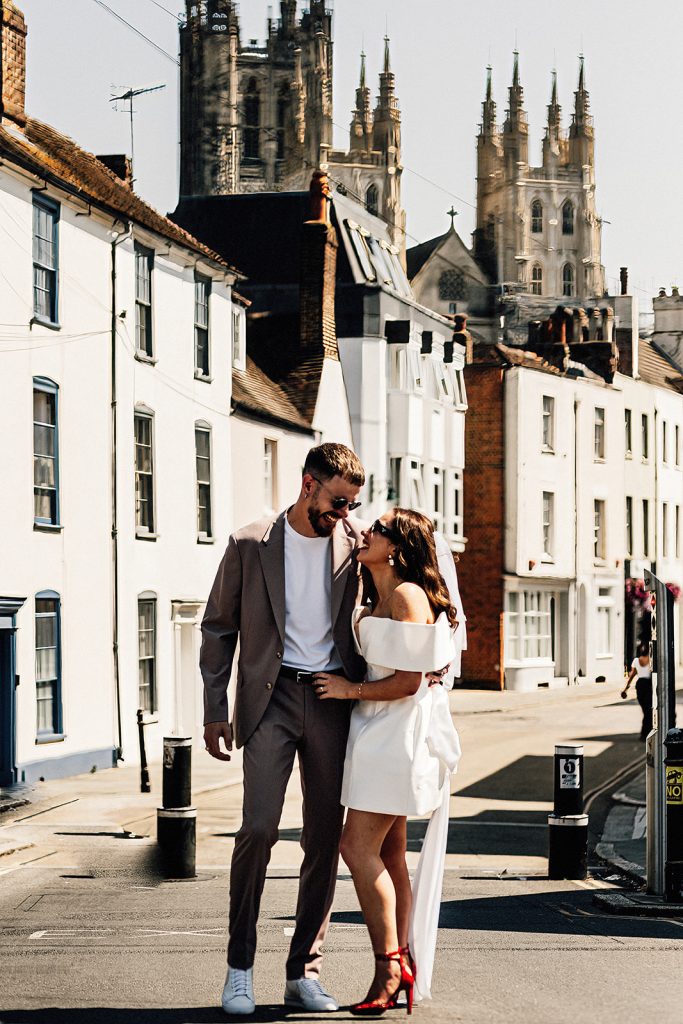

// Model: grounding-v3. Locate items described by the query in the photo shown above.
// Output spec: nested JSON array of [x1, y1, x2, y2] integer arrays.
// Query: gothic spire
[[547, 69, 561, 134], [481, 64, 497, 136], [373, 36, 401, 162], [504, 50, 526, 133], [383, 34, 391, 74], [573, 54, 591, 127], [350, 50, 373, 152]]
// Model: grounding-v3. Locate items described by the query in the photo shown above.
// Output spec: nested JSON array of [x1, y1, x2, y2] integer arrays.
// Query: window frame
[[33, 376, 60, 527], [446, 468, 464, 542], [542, 395, 555, 452], [243, 78, 261, 162], [134, 242, 154, 359], [594, 498, 606, 562], [506, 590, 553, 663], [641, 413, 649, 462], [35, 590, 63, 739], [263, 437, 277, 515], [134, 409, 156, 537], [531, 264, 543, 296], [231, 306, 246, 371], [625, 496, 633, 558], [195, 422, 213, 540], [643, 498, 650, 558], [531, 200, 543, 234], [662, 502, 669, 558], [662, 420, 668, 464], [542, 491, 554, 561], [427, 464, 446, 533], [562, 200, 574, 236], [594, 407, 605, 461], [595, 586, 615, 658], [365, 183, 379, 217], [32, 193, 60, 326], [137, 594, 157, 715], [194, 273, 211, 379], [562, 263, 574, 298], [624, 408, 632, 457]]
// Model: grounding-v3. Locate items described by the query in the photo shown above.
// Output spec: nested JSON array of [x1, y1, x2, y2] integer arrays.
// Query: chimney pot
[[619, 267, 628, 295]]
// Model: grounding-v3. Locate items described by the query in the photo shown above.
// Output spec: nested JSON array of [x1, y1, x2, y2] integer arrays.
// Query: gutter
[[111, 219, 133, 761]]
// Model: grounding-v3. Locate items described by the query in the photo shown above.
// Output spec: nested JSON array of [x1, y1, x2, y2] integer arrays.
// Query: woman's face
[[357, 513, 397, 568]]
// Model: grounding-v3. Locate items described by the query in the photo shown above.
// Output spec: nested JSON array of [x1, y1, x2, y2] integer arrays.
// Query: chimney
[[620, 267, 628, 296], [97, 154, 133, 188], [0, 0, 27, 128], [299, 171, 339, 360]]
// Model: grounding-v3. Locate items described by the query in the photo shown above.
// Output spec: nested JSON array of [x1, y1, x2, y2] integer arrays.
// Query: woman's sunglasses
[[310, 475, 362, 511], [371, 519, 399, 541]]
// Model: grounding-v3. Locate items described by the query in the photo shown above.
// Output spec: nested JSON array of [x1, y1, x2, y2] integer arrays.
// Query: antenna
[[110, 83, 166, 184]]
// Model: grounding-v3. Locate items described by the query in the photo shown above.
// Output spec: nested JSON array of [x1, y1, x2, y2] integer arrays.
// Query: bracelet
[[357, 681, 364, 700]]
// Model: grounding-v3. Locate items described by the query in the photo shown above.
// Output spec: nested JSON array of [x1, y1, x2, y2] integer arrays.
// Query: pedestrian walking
[[313, 510, 461, 1012], [201, 442, 368, 1015], [621, 641, 653, 741]]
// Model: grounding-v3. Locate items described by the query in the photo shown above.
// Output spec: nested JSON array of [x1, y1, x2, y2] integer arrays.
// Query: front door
[[0, 599, 26, 787]]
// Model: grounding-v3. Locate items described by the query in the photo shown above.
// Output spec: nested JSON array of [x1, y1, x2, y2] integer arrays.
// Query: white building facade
[[0, 111, 239, 783]]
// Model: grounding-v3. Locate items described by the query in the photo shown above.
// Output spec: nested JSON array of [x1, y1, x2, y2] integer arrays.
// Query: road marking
[[139, 928, 224, 937], [283, 926, 295, 936]]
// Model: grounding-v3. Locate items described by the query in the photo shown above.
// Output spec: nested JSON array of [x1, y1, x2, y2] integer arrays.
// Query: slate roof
[[232, 357, 313, 433], [406, 230, 449, 280], [637, 338, 683, 394], [470, 342, 561, 374], [0, 118, 241, 273]]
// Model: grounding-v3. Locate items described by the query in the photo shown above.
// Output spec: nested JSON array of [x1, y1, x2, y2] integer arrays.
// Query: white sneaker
[[284, 977, 339, 1012], [221, 966, 255, 1015]]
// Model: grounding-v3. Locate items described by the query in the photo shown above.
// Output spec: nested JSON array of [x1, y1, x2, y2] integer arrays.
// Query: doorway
[[0, 599, 26, 787]]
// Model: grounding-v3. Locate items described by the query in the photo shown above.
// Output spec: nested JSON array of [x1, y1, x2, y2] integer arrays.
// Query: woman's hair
[[389, 508, 457, 627], [636, 641, 649, 658]]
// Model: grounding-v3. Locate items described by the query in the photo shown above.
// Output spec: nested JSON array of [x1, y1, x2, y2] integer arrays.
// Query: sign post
[[548, 743, 588, 879]]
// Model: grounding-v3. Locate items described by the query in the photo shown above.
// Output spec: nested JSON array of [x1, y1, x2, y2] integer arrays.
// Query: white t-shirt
[[283, 515, 342, 671], [631, 657, 652, 680]]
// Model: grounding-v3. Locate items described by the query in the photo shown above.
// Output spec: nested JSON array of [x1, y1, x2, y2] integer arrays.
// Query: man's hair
[[303, 443, 365, 487]]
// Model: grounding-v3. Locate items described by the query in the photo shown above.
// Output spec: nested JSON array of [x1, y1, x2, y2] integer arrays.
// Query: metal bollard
[[157, 736, 196, 879], [137, 709, 151, 794], [664, 727, 683, 902], [548, 743, 588, 879], [554, 744, 584, 815], [162, 736, 192, 809], [548, 814, 589, 880]]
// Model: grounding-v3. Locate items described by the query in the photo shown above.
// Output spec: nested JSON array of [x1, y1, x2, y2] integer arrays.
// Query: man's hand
[[427, 663, 451, 687], [204, 721, 233, 761]]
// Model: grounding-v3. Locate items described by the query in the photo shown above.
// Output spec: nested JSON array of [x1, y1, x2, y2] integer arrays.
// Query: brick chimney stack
[[0, 0, 27, 128], [299, 170, 339, 361]]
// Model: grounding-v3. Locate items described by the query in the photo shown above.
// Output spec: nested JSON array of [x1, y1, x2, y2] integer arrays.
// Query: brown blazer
[[200, 511, 368, 747]]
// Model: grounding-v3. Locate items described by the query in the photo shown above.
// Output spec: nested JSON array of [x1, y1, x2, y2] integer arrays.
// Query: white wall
[[231, 414, 314, 530], [0, 161, 235, 780]]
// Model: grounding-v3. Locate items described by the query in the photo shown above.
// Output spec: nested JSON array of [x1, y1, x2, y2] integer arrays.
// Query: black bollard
[[157, 808, 197, 878], [554, 744, 584, 815], [162, 737, 192, 810], [157, 736, 196, 879], [664, 727, 683, 902], [548, 814, 589, 880], [548, 744, 588, 879], [137, 709, 151, 794]]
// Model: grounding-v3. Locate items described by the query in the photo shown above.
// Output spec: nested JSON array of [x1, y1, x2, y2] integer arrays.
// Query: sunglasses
[[310, 475, 362, 511], [371, 519, 399, 541]]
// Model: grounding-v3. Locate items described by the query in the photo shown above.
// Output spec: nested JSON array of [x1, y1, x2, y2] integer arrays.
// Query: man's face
[[304, 473, 362, 537]]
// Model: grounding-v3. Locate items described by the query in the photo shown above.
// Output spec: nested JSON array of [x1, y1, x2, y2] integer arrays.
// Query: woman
[[313, 509, 461, 1014], [621, 641, 653, 741]]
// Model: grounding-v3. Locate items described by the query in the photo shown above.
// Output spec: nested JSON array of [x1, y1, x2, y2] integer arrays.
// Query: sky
[[16, 0, 683, 309]]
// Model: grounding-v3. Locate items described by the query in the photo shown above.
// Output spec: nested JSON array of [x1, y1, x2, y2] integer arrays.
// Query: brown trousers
[[228, 671, 351, 978]]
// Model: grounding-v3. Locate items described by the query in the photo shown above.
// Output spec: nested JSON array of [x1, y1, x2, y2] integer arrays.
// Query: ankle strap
[[374, 949, 402, 963]]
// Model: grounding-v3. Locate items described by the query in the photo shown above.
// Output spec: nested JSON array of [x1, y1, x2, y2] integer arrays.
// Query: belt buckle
[[296, 670, 312, 685]]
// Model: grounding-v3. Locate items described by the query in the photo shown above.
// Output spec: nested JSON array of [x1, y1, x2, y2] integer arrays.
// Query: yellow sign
[[666, 766, 683, 805]]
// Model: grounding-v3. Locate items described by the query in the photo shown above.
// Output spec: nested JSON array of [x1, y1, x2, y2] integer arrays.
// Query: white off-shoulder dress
[[341, 608, 462, 1001]]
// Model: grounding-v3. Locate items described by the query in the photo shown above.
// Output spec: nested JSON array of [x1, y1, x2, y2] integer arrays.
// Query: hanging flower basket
[[625, 578, 652, 611], [666, 582, 681, 603]]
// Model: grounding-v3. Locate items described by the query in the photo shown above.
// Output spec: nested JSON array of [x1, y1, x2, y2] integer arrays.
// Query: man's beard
[[308, 502, 339, 537]]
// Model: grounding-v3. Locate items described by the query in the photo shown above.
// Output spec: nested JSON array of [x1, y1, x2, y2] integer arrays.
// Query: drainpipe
[[111, 220, 132, 761], [572, 396, 580, 683]]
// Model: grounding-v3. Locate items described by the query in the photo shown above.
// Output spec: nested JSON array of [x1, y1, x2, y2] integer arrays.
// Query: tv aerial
[[110, 83, 166, 184]]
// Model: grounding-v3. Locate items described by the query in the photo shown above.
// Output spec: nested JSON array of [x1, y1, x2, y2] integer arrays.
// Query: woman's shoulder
[[389, 582, 433, 624]]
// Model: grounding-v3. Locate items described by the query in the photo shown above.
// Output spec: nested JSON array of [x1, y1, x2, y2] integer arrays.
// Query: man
[[201, 442, 367, 1015]]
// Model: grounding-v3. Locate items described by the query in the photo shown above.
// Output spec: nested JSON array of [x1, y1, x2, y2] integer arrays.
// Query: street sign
[[559, 757, 580, 789]]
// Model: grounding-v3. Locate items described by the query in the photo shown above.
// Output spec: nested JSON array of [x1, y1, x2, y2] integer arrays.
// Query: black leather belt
[[279, 666, 344, 684]]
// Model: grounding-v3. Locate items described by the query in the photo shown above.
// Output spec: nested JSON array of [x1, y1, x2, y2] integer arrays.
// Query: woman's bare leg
[[380, 817, 411, 949], [340, 809, 402, 1001]]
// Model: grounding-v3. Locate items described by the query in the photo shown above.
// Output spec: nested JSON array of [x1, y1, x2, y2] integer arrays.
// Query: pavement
[[0, 681, 682, 1024]]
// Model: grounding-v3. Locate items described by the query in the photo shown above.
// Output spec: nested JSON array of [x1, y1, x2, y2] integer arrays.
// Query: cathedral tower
[[178, 2, 406, 251], [474, 53, 604, 303]]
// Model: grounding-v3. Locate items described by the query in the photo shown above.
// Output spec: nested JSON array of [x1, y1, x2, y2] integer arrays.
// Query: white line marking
[[283, 926, 295, 937], [632, 807, 647, 840], [29, 931, 46, 939]]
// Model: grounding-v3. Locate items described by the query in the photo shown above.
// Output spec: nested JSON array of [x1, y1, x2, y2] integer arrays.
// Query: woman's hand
[[313, 672, 353, 700]]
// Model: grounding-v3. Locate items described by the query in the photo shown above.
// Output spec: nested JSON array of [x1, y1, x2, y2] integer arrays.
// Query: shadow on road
[[437, 886, 683, 941], [0, 1010, 362, 1023]]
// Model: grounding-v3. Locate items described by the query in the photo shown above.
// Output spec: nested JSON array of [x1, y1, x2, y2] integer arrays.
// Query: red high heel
[[350, 949, 415, 1016], [399, 945, 417, 984]]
